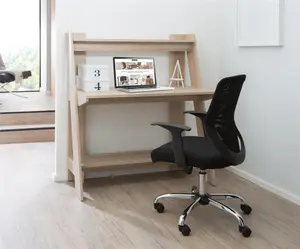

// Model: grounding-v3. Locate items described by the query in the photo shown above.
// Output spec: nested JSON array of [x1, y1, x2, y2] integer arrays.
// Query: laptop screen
[[113, 57, 156, 88]]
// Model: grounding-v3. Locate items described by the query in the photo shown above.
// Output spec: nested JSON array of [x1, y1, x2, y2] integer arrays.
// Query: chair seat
[[151, 136, 230, 170]]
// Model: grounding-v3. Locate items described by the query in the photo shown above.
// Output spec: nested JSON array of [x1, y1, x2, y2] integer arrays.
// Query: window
[[0, 0, 41, 92]]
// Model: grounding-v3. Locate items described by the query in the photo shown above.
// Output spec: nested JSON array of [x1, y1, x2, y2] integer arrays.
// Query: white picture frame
[[237, 0, 285, 47]]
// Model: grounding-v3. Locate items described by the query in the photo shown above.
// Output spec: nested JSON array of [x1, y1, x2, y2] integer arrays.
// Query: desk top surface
[[78, 87, 214, 100]]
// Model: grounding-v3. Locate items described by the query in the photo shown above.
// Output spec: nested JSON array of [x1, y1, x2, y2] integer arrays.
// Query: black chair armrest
[[151, 122, 191, 133], [184, 110, 207, 121], [151, 122, 191, 168], [184, 111, 207, 136]]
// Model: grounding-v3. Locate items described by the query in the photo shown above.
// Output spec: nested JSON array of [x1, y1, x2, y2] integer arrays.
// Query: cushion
[[151, 136, 230, 170]]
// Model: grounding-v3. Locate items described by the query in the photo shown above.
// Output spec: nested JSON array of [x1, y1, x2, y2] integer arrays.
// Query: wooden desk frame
[[67, 32, 215, 201]]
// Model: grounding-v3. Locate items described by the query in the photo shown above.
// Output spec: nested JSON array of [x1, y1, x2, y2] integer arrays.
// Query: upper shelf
[[72, 37, 195, 53], [77, 87, 214, 106]]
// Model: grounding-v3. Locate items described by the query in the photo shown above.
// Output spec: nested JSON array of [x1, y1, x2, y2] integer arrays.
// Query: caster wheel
[[239, 226, 252, 237], [191, 186, 198, 194], [241, 203, 252, 215], [178, 224, 191, 236], [154, 203, 165, 213]]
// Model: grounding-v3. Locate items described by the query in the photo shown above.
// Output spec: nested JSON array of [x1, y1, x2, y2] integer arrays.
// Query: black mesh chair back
[[205, 74, 246, 166], [151, 74, 253, 238]]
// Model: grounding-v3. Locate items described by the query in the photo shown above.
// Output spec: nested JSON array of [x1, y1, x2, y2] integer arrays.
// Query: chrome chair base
[[153, 171, 252, 237]]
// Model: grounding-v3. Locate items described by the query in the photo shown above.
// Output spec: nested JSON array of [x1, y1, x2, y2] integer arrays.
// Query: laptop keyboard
[[120, 86, 175, 93]]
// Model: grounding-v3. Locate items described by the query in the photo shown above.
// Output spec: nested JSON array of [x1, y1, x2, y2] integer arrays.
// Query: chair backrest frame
[[204, 74, 246, 165]]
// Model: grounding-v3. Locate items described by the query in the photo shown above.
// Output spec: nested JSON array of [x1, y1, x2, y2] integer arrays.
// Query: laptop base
[[117, 86, 174, 93]]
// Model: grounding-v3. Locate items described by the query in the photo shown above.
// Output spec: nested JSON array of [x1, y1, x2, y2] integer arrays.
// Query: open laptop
[[113, 57, 174, 93]]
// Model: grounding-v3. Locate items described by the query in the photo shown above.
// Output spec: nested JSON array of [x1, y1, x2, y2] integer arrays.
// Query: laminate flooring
[[0, 142, 299, 249], [0, 92, 54, 113]]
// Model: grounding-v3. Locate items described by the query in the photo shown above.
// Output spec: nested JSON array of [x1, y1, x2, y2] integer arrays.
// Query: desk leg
[[193, 98, 217, 186], [169, 100, 185, 172], [78, 106, 86, 184], [207, 168, 217, 187], [69, 102, 84, 201], [68, 103, 74, 181]]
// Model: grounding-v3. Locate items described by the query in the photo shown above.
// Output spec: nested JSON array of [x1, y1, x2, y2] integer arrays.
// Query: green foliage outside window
[[2, 46, 40, 91]]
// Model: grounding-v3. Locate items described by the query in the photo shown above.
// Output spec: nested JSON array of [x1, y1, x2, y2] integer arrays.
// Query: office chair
[[150, 74, 252, 237], [0, 54, 31, 84]]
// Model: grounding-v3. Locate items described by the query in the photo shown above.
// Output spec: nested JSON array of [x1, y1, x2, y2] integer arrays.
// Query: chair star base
[[153, 170, 252, 238]]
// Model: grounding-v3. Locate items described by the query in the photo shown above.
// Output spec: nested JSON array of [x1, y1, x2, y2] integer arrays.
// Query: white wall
[[214, 0, 300, 203], [53, 0, 222, 181]]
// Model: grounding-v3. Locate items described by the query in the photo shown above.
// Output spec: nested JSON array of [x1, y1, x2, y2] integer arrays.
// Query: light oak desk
[[67, 32, 215, 200], [69, 87, 214, 200], [77, 87, 214, 106]]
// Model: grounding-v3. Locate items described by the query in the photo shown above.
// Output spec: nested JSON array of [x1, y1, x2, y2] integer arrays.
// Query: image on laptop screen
[[113, 57, 157, 88]]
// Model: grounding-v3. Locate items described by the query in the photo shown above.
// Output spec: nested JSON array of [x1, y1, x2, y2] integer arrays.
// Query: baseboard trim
[[53, 172, 68, 182], [228, 167, 300, 206]]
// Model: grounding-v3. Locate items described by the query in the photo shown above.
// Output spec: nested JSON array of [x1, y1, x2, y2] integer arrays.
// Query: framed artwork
[[237, 0, 285, 47]]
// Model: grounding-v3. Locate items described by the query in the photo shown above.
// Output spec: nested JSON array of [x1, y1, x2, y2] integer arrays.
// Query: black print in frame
[[94, 82, 101, 90], [94, 70, 101, 77]]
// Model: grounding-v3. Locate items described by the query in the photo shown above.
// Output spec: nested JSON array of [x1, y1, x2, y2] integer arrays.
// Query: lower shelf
[[80, 150, 170, 171]]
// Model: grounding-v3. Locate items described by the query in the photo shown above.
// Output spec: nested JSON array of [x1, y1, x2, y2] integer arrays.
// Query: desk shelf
[[77, 87, 214, 106], [73, 37, 195, 53], [81, 150, 172, 172], [67, 32, 215, 201]]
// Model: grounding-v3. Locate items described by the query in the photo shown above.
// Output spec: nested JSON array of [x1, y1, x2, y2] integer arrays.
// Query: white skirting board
[[227, 167, 300, 206]]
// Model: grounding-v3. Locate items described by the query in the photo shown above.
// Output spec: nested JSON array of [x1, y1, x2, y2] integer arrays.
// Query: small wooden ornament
[[169, 60, 184, 88]]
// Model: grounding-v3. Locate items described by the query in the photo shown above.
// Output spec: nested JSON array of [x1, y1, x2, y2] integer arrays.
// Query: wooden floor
[[0, 92, 54, 113], [0, 143, 300, 249]]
